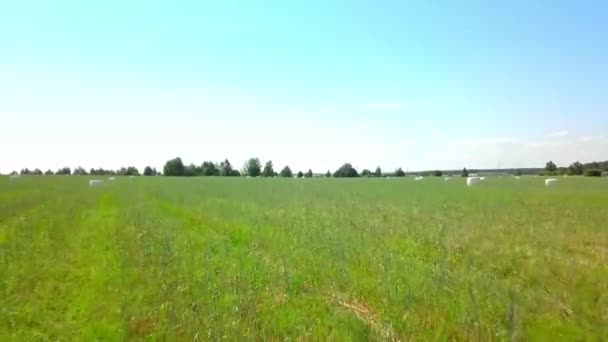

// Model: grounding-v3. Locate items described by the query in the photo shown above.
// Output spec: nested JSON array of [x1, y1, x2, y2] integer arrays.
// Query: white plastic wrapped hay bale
[[545, 178, 558, 187], [467, 176, 481, 187], [89, 180, 104, 187]]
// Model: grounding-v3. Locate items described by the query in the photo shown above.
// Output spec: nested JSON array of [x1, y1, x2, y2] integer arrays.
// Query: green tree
[[584, 169, 602, 177], [461, 168, 468, 177], [432, 170, 442, 177], [545, 160, 557, 173], [333, 163, 359, 177], [56, 167, 71, 175], [73, 166, 87, 175], [143, 166, 154, 176], [201, 161, 219, 176], [279, 166, 293, 178], [122, 166, 140, 176], [219, 159, 234, 176], [163, 157, 185, 176], [32, 168, 43, 175], [305, 169, 313, 178], [568, 161, 583, 175], [184, 163, 198, 176], [557, 167, 568, 175], [243, 158, 262, 177], [262, 160, 275, 177], [394, 168, 405, 177], [297, 171, 304, 178], [20, 168, 31, 175], [514, 169, 522, 176], [44, 169, 54, 175], [374, 167, 382, 177], [325, 170, 331, 178], [361, 169, 372, 177]]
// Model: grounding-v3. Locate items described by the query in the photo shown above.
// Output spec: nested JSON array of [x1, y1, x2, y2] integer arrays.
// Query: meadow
[[0, 175, 607, 340]]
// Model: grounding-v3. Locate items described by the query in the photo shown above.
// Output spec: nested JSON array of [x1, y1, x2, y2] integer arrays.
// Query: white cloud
[[549, 130, 569, 137]]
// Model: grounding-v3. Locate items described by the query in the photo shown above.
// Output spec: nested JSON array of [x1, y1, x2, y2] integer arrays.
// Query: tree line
[[13, 166, 158, 177], [162, 157, 330, 177], [10, 158, 607, 178], [542, 160, 608, 177], [162, 159, 472, 178], [161, 157, 416, 178]]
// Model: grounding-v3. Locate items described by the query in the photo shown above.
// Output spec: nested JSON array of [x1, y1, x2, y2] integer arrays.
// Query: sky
[[1, 0, 607, 174]]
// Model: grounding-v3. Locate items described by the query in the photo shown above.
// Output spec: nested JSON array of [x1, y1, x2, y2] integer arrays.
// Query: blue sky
[[1, 1, 607, 173]]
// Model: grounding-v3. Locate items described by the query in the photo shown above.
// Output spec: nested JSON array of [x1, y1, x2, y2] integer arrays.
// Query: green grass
[[1, 175, 607, 340]]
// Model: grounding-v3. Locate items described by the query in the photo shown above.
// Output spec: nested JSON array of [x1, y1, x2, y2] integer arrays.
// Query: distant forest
[[8, 158, 608, 178]]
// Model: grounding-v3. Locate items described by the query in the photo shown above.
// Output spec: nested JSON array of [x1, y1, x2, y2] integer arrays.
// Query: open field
[[1, 176, 607, 340]]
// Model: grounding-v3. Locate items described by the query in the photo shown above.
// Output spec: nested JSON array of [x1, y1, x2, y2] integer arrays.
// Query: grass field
[[1, 175, 607, 340]]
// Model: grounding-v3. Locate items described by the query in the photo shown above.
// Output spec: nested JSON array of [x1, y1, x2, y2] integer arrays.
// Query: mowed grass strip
[[1, 176, 607, 339]]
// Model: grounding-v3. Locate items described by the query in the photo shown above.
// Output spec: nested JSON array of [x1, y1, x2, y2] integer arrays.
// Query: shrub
[[280, 166, 293, 178], [333, 163, 359, 177], [584, 169, 602, 177], [164, 157, 185, 176], [243, 158, 262, 177], [361, 169, 372, 177]]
